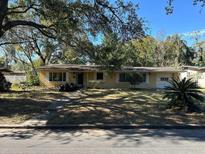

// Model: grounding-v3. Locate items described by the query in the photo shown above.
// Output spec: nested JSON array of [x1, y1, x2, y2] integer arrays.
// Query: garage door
[[156, 74, 171, 89]]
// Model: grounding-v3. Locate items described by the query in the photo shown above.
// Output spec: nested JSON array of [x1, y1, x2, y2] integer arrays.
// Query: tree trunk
[[0, 0, 8, 38]]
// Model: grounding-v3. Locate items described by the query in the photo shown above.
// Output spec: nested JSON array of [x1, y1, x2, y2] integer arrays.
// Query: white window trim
[[48, 72, 66, 82], [46, 72, 49, 81]]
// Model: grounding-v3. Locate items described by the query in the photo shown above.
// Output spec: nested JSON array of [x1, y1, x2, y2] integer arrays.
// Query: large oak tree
[[0, 0, 144, 45]]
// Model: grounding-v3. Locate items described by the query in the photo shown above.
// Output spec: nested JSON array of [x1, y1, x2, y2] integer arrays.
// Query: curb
[[1, 124, 205, 129]]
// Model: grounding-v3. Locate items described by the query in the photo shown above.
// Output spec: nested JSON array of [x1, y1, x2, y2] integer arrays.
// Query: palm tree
[[163, 78, 204, 112]]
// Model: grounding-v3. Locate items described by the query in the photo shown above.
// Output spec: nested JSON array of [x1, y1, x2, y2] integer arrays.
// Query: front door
[[77, 72, 84, 86]]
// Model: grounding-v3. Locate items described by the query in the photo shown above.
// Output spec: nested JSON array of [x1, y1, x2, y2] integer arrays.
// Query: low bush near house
[[163, 78, 204, 112], [26, 71, 40, 86], [11, 82, 29, 91]]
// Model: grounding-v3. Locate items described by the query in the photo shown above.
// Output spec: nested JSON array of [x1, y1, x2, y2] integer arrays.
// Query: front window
[[49, 72, 66, 82], [119, 72, 146, 84], [119, 73, 127, 82], [96, 72, 104, 80]]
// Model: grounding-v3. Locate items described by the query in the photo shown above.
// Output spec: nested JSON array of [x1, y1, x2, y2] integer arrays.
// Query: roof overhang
[[183, 66, 205, 71], [0, 67, 12, 73], [38, 65, 182, 73]]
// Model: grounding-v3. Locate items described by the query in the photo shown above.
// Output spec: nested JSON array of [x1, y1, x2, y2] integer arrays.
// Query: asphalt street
[[0, 128, 205, 154]]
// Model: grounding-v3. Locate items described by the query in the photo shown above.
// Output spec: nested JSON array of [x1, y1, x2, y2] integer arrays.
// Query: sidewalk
[[12, 98, 71, 127]]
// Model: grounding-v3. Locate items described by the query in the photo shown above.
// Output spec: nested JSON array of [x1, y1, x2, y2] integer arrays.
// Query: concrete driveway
[[0, 128, 205, 154]]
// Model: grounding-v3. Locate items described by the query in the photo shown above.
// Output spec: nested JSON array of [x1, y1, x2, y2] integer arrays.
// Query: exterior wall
[[155, 72, 176, 88], [39, 69, 179, 89], [198, 72, 205, 88], [39, 70, 67, 88], [181, 70, 205, 88], [148, 72, 157, 88], [5, 75, 26, 83], [86, 72, 177, 89]]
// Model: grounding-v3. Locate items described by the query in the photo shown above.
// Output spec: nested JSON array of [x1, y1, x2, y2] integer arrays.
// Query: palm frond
[[163, 77, 204, 112]]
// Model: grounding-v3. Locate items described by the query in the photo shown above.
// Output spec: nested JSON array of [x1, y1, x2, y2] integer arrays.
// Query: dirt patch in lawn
[[0, 88, 205, 125], [47, 89, 205, 126], [0, 89, 65, 124], [0, 98, 51, 124]]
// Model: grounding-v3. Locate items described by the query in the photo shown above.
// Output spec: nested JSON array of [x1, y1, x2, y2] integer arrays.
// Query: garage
[[156, 73, 172, 89]]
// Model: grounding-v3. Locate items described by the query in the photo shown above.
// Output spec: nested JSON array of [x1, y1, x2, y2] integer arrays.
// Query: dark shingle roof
[[0, 67, 11, 72], [38, 64, 182, 72], [183, 66, 205, 71]]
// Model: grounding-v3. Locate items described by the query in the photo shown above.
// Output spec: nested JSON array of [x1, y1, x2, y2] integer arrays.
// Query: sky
[[134, 0, 205, 45]]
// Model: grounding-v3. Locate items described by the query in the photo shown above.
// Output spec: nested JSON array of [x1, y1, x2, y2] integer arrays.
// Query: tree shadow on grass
[[1, 89, 205, 144], [0, 98, 51, 124], [0, 90, 70, 101], [46, 89, 205, 126]]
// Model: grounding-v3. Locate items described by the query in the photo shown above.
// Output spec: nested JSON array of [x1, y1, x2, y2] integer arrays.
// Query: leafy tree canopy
[[166, 0, 205, 14], [0, 0, 144, 45]]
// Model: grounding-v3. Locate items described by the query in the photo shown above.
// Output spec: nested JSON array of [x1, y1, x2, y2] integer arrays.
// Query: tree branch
[[95, 0, 124, 23], [3, 20, 56, 38], [0, 40, 27, 46], [7, 4, 38, 15]]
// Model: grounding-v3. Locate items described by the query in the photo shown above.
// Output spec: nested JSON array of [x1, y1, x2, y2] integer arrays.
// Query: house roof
[[38, 64, 101, 71], [3, 71, 26, 75], [118, 66, 182, 72], [38, 64, 182, 73], [183, 66, 205, 71], [0, 67, 11, 72]]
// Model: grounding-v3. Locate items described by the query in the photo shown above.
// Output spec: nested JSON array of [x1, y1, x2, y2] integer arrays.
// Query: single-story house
[[0, 68, 26, 83], [0, 67, 11, 73], [3, 71, 26, 84], [38, 64, 181, 89], [181, 66, 205, 88]]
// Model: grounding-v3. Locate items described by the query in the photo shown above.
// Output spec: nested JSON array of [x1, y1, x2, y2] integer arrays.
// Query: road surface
[[0, 128, 205, 154]]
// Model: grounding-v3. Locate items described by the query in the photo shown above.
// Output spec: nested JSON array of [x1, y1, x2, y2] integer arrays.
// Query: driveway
[[0, 128, 205, 154]]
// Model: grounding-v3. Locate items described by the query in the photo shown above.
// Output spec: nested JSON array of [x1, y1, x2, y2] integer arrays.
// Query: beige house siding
[[39, 70, 178, 89], [149, 72, 157, 88], [198, 72, 205, 88], [182, 70, 205, 88], [39, 70, 67, 88]]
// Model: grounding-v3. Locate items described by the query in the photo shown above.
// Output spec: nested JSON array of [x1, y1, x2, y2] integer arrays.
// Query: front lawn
[[47, 89, 205, 126], [0, 90, 61, 124], [0, 88, 205, 125]]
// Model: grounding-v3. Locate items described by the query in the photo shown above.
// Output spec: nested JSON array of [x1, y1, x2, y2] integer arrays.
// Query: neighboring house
[[38, 64, 180, 89], [181, 66, 205, 88], [0, 67, 11, 73], [3, 71, 26, 84]]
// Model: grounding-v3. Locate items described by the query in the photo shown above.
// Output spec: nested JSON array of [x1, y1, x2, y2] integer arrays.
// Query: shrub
[[88, 80, 103, 88], [26, 71, 40, 86], [11, 83, 21, 91], [163, 78, 204, 112], [11, 83, 29, 91], [0, 72, 11, 92]]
